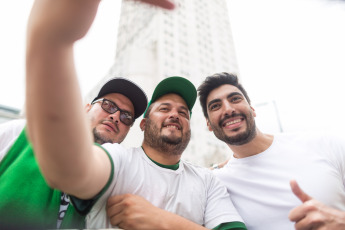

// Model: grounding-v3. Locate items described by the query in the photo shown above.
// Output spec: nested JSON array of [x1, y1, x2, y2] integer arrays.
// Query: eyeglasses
[[92, 98, 134, 126]]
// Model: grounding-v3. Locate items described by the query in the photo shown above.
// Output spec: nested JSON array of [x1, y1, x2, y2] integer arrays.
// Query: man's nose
[[223, 101, 235, 116], [109, 110, 120, 123], [168, 109, 179, 120]]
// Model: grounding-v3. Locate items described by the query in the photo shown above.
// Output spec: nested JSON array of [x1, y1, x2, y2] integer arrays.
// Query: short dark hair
[[197, 72, 251, 118]]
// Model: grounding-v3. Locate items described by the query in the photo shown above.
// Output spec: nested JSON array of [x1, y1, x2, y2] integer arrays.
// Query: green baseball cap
[[143, 76, 197, 117]]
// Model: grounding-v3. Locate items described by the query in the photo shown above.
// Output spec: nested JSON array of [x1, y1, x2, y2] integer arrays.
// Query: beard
[[93, 127, 113, 145], [144, 117, 191, 155], [210, 111, 256, 146], [91, 119, 126, 145]]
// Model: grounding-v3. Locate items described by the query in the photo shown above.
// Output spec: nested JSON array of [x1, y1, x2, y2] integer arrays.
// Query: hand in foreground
[[289, 180, 345, 230], [137, 0, 175, 9], [107, 194, 165, 230]]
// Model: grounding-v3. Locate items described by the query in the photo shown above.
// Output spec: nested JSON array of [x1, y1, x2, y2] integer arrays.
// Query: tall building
[[87, 0, 239, 166]]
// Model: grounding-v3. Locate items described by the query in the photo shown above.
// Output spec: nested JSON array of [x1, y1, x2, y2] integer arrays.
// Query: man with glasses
[[86, 77, 147, 145], [0, 76, 147, 229]]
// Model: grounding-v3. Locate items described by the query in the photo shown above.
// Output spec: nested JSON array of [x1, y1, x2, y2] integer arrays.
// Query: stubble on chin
[[92, 127, 113, 145], [212, 113, 256, 146]]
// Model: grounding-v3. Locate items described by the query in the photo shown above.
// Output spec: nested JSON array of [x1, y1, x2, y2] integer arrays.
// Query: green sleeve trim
[[70, 143, 114, 215], [213, 221, 247, 230]]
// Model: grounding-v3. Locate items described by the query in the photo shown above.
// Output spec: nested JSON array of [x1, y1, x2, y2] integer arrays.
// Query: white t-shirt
[[86, 143, 244, 229], [214, 132, 345, 230], [0, 119, 26, 161]]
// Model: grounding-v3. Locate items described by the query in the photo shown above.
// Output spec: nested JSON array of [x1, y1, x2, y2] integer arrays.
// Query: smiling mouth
[[223, 118, 242, 127], [165, 125, 181, 130]]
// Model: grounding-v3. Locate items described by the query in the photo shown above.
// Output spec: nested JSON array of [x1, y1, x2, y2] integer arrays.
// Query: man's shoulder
[[276, 131, 344, 144], [181, 160, 215, 178], [0, 119, 26, 157], [0, 119, 26, 133], [98, 143, 142, 160]]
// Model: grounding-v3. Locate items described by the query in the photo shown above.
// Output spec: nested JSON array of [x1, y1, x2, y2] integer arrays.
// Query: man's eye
[[103, 101, 112, 108], [209, 104, 220, 111], [160, 107, 168, 111], [123, 113, 132, 119], [231, 96, 242, 103], [179, 111, 188, 117]]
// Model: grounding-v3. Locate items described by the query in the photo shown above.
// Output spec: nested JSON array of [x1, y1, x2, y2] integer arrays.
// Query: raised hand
[[107, 194, 207, 230], [138, 0, 175, 9], [107, 194, 164, 229], [289, 180, 345, 230]]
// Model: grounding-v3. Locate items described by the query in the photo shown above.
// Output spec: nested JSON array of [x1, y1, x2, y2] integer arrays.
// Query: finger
[[107, 195, 127, 221], [109, 209, 124, 227], [107, 199, 126, 227], [290, 180, 312, 203], [294, 216, 320, 230], [138, 0, 175, 10], [107, 200, 123, 217], [107, 194, 126, 206], [289, 205, 306, 223]]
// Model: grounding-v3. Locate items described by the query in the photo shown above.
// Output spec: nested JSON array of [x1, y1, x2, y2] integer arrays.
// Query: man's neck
[[229, 130, 274, 159], [141, 142, 182, 165]]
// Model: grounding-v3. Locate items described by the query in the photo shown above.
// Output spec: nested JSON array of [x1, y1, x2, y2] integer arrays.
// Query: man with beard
[[0, 77, 147, 229], [80, 76, 246, 229], [197, 72, 345, 230]]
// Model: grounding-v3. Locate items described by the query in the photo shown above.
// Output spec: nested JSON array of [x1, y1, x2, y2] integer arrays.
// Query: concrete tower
[[87, 0, 239, 166]]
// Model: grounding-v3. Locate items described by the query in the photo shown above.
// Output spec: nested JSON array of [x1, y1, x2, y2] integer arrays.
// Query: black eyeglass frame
[[92, 98, 134, 126]]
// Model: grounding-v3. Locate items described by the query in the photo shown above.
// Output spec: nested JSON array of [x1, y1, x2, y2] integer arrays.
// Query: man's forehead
[[104, 93, 134, 111], [207, 84, 242, 102], [154, 93, 188, 108]]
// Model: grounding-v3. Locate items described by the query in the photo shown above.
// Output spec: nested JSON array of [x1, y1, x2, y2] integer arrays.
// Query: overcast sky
[[1, 0, 345, 137]]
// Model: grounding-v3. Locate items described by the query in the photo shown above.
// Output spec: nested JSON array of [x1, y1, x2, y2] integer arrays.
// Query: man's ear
[[206, 118, 213, 132], [250, 106, 256, 117], [84, 103, 92, 113], [140, 118, 146, 131]]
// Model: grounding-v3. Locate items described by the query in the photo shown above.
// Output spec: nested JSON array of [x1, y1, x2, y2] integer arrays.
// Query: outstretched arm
[[26, 0, 108, 199], [289, 180, 345, 230], [26, 0, 174, 199]]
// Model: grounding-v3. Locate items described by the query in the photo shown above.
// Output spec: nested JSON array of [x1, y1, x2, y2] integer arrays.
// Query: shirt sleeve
[[0, 119, 26, 161], [70, 143, 114, 215], [204, 172, 246, 229]]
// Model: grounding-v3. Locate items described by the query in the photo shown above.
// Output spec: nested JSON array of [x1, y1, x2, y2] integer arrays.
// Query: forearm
[[26, 0, 106, 195]]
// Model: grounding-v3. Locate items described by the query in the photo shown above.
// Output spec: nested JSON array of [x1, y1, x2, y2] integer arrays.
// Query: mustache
[[162, 118, 182, 130], [101, 119, 119, 133], [218, 113, 246, 127]]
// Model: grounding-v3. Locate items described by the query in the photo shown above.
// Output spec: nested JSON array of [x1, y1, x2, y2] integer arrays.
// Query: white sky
[[1, 0, 345, 137]]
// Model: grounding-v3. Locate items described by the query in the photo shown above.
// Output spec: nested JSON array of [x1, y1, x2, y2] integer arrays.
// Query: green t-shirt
[[0, 128, 84, 229]]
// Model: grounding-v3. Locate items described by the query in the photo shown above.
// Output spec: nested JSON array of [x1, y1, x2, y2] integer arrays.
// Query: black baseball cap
[[92, 77, 148, 119], [143, 76, 197, 117]]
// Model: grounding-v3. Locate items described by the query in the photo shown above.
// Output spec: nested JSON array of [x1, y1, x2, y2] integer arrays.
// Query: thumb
[[290, 179, 312, 203]]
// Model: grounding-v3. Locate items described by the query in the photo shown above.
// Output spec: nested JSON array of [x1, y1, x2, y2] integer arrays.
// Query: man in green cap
[[68, 76, 246, 229]]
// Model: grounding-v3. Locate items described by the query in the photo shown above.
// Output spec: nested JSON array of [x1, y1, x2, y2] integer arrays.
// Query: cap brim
[[92, 78, 147, 119], [144, 76, 196, 116]]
